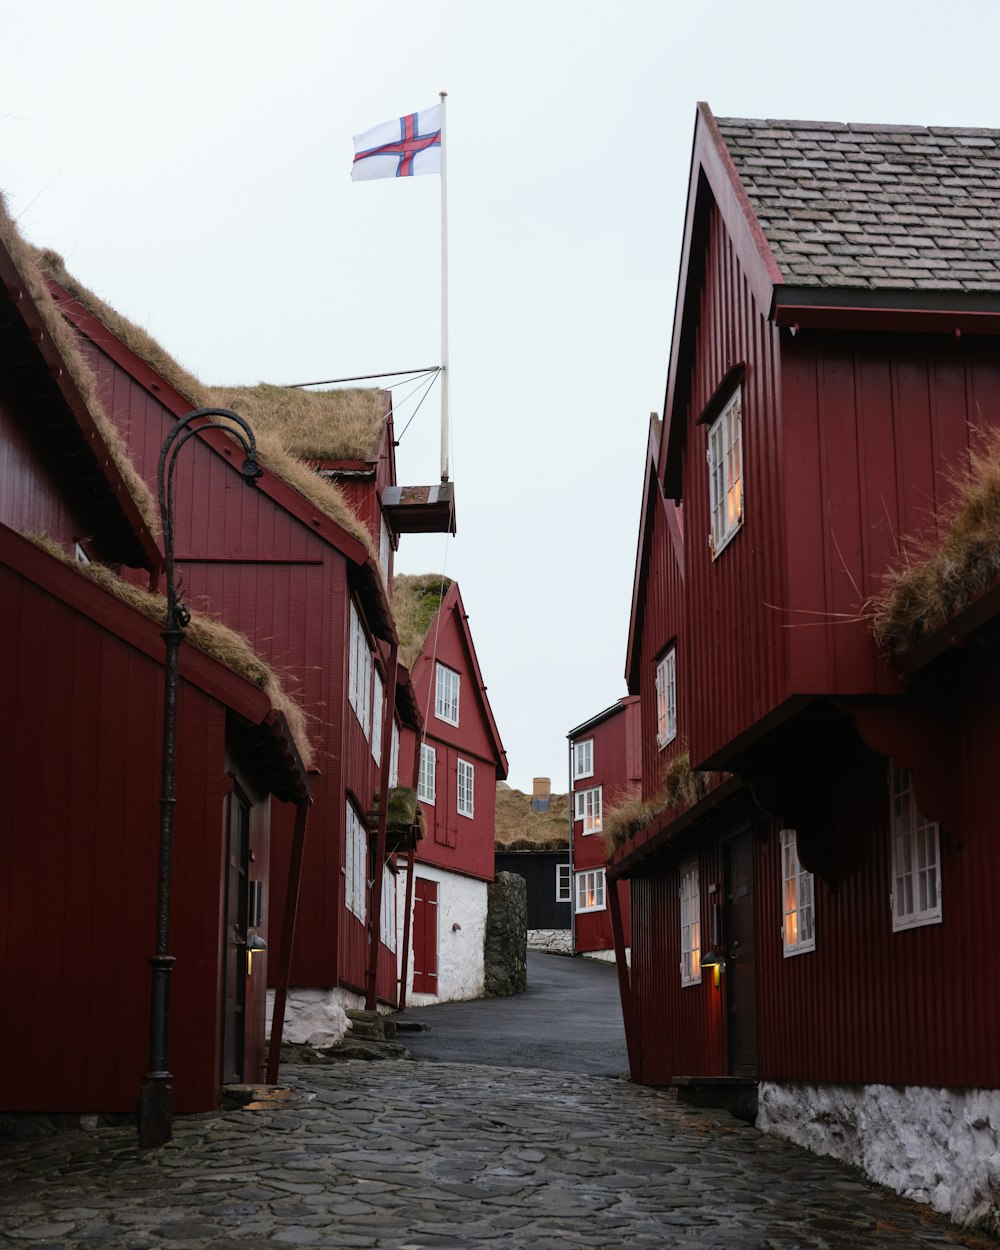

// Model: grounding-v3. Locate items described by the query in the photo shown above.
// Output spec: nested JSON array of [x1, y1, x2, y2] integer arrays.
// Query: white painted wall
[[758, 1081, 1000, 1233], [528, 928, 572, 954], [265, 985, 383, 1047], [397, 862, 488, 1006], [582, 947, 631, 967]]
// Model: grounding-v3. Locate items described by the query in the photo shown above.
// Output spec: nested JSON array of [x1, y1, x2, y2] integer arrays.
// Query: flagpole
[[439, 89, 450, 484]]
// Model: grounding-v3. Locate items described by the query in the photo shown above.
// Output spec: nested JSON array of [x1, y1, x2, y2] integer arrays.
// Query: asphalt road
[[397, 949, 630, 1075]]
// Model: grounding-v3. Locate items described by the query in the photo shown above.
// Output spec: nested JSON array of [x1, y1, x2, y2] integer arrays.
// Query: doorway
[[412, 877, 439, 995], [221, 785, 251, 1084], [723, 827, 758, 1077]]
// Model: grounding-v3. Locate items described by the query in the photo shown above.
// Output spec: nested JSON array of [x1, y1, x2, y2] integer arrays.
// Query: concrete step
[[672, 1075, 758, 1123]]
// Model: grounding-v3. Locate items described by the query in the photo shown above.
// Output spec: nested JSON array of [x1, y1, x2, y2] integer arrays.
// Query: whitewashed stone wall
[[758, 1081, 1000, 1233], [528, 928, 573, 954], [265, 985, 387, 1047], [582, 947, 631, 967], [397, 863, 488, 1006]]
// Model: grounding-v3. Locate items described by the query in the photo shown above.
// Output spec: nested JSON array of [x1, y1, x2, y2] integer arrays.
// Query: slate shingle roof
[[715, 115, 1000, 293]]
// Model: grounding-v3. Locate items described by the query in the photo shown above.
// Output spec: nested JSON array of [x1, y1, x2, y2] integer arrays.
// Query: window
[[574, 785, 603, 834], [575, 868, 606, 913], [73, 542, 90, 564], [380, 865, 396, 951], [457, 758, 475, 818], [344, 802, 368, 921], [418, 743, 436, 804], [371, 668, 384, 765], [389, 719, 400, 789], [680, 862, 701, 986], [379, 512, 392, 578], [891, 767, 941, 931], [556, 863, 571, 903], [572, 738, 594, 780], [655, 648, 677, 748], [348, 601, 373, 741], [707, 387, 743, 556], [435, 663, 460, 725], [780, 829, 815, 956]]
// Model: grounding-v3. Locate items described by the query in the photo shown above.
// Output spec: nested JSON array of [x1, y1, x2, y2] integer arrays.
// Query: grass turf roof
[[33, 249, 381, 567], [494, 782, 569, 852], [26, 531, 313, 768], [0, 202, 160, 540], [602, 751, 723, 856], [208, 383, 387, 463], [391, 573, 453, 669], [870, 425, 1000, 653]]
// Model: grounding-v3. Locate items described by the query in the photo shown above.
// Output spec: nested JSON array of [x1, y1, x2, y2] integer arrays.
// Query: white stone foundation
[[397, 863, 488, 1006], [581, 947, 631, 966], [528, 928, 573, 954], [265, 985, 390, 1048], [757, 1081, 1000, 1233]]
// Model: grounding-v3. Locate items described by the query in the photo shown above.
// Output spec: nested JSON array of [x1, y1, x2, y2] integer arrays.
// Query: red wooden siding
[[412, 877, 439, 994]]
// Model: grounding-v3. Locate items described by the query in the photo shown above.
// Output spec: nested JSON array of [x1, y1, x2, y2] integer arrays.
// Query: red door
[[412, 877, 439, 994]]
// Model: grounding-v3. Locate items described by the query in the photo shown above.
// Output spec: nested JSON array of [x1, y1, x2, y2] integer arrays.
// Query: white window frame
[[380, 864, 396, 951], [780, 828, 816, 956], [556, 863, 571, 904], [371, 668, 384, 765], [457, 758, 475, 819], [679, 862, 702, 986], [418, 743, 436, 805], [348, 600, 373, 742], [572, 738, 594, 780], [575, 868, 606, 914], [707, 386, 744, 557], [379, 512, 392, 578], [389, 719, 400, 789], [435, 663, 460, 726], [890, 766, 942, 931], [344, 802, 368, 922], [655, 647, 677, 748], [574, 785, 603, 835]]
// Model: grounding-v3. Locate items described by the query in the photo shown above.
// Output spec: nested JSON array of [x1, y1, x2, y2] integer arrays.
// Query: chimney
[[531, 777, 551, 813]]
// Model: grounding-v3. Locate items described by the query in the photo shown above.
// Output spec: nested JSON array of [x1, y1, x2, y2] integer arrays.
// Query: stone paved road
[[1, 1060, 996, 1250]]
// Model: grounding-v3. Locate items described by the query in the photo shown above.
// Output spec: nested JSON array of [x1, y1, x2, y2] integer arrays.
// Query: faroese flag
[[352, 106, 442, 181]]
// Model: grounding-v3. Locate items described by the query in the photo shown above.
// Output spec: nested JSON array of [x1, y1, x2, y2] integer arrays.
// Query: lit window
[[891, 767, 941, 931], [435, 663, 460, 725], [556, 863, 571, 903], [572, 739, 594, 780], [344, 802, 368, 921], [574, 785, 603, 834], [575, 868, 606, 913], [680, 862, 701, 986], [380, 864, 396, 951], [348, 601, 373, 741], [389, 719, 400, 789], [707, 387, 743, 557], [371, 668, 384, 765], [418, 743, 436, 804], [780, 829, 815, 956], [457, 758, 474, 818], [655, 648, 677, 748]]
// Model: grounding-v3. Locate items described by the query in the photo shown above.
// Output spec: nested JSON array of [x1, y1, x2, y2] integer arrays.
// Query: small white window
[[380, 864, 396, 951], [418, 743, 436, 804], [575, 868, 606, 913], [655, 648, 677, 748], [457, 758, 475, 818], [572, 739, 594, 780], [574, 785, 603, 834], [348, 601, 373, 741], [780, 829, 815, 956], [389, 719, 400, 789], [680, 862, 701, 986], [379, 512, 392, 578], [371, 668, 384, 765], [344, 802, 368, 921], [707, 387, 743, 557], [73, 542, 90, 564], [891, 767, 941, 931], [435, 663, 460, 725], [556, 863, 571, 903]]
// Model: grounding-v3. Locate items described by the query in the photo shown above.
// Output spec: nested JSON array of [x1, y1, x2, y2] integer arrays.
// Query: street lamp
[[139, 409, 262, 1148]]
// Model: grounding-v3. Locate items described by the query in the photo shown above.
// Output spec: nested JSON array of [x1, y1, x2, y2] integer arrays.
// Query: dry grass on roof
[[207, 383, 386, 463], [0, 203, 160, 539], [25, 532, 313, 768], [870, 425, 1000, 653], [494, 783, 569, 852], [392, 572, 453, 668], [602, 751, 723, 857]]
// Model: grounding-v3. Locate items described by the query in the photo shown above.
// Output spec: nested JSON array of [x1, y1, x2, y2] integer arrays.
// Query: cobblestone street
[[1, 1058, 996, 1250]]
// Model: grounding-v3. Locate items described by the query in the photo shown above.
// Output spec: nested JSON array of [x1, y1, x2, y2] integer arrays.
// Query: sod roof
[[391, 573, 453, 669], [494, 783, 569, 853]]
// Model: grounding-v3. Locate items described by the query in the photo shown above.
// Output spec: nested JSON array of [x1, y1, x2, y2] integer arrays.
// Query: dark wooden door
[[221, 787, 251, 1084], [724, 828, 758, 1077], [412, 877, 439, 994]]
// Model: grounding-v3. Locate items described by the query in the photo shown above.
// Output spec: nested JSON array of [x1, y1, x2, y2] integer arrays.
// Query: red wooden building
[[0, 212, 311, 1115], [392, 575, 508, 1004], [610, 105, 1000, 1228], [567, 697, 639, 957], [39, 254, 441, 1043]]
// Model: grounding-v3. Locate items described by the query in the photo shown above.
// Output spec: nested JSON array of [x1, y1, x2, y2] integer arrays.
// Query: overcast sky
[[5, 1, 1000, 791]]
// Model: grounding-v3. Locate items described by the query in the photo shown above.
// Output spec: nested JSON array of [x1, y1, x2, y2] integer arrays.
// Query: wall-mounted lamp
[[701, 949, 725, 988], [246, 932, 268, 976], [451, 922, 462, 932]]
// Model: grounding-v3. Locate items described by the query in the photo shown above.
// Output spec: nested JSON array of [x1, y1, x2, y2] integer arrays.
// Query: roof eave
[[774, 284, 1000, 334]]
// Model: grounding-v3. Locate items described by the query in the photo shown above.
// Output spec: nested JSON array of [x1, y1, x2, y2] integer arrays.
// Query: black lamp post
[[139, 409, 262, 1148]]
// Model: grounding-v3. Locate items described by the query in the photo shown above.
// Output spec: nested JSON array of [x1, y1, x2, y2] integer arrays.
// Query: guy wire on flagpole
[[439, 89, 450, 484], [284, 366, 440, 389]]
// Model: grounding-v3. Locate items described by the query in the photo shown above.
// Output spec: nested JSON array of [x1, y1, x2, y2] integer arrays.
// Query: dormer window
[[707, 387, 743, 557]]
